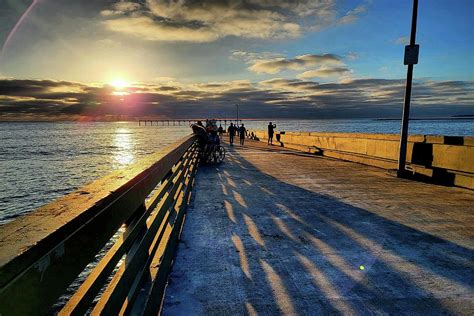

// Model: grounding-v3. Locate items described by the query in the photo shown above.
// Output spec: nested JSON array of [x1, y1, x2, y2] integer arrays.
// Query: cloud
[[152, 76, 179, 85], [100, 1, 142, 17], [297, 67, 351, 79], [244, 52, 351, 80], [230, 50, 285, 63], [100, 0, 370, 42], [346, 52, 359, 60], [338, 4, 368, 25], [394, 36, 409, 45], [1, 78, 472, 120], [114, 1, 141, 12], [249, 54, 344, 74], [103, 16, 220, 42], [259, 78, 320, 91]]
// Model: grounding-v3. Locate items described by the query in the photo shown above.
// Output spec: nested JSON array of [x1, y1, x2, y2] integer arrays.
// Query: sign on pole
[[404, 45, 420, 65]]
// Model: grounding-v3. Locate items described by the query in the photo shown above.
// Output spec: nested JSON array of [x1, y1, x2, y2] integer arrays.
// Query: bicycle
[[201, 144, 226, 164]]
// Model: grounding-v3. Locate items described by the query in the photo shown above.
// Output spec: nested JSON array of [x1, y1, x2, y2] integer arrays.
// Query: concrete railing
[[251, 131, 474, 189], [0, 135, 199, 315]]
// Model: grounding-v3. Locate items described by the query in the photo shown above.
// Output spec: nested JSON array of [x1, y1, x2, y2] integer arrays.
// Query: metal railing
[[0, 135, 199, 315]]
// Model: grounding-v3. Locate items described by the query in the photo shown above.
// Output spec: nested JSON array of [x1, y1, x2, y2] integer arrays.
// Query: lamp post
[[397, 0, 419, 177], [236, 103, 239, 125]]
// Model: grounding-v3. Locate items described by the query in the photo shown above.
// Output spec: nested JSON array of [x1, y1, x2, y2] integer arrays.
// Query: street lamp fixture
[[236, 103, 239, 125]]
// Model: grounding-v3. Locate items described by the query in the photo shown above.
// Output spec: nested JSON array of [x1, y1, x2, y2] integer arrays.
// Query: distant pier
[[138, 118, 242, 127]]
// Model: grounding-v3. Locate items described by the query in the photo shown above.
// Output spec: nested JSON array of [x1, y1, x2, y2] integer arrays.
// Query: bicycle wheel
[[217, 146, 226, 163], [212, 149, 218, 164]]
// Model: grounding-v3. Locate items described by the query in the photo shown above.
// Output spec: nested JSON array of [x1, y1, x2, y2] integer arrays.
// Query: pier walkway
[[163, 140, 474, 315]]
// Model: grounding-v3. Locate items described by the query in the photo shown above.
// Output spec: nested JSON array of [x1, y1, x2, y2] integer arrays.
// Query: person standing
[[267, 122, 276, 145], [228, 123, 236, 146], [239, 123, 247, 146], [218, 124, 224, 138]]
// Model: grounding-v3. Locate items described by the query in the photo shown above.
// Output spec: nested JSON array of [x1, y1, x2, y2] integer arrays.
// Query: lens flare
[[1, 0, 40, 55]]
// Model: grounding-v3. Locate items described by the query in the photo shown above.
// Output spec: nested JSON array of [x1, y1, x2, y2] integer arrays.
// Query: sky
[[0, 0, 473, 120]]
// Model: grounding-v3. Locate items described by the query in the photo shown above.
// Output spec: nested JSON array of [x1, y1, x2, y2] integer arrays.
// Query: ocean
[[1, 119, 473, 224]]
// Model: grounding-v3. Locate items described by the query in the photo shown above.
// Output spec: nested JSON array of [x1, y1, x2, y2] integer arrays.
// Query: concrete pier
[[163, 140, 474, 315]]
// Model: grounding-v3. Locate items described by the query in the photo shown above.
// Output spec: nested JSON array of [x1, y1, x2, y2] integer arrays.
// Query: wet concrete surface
[[162, 140, 474, 315]]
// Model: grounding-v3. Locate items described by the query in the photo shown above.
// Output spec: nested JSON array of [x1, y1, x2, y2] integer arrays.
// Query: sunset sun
[[110, 79, 129, 89]]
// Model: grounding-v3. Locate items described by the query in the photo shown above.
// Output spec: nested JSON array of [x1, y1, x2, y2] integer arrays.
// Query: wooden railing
[[0, 135, 199, 315]]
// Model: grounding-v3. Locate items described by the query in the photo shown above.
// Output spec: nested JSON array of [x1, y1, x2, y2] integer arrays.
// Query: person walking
[[239, 123, 247, 146], [267, 122, 276, 145], [228, 123, 236, 146]]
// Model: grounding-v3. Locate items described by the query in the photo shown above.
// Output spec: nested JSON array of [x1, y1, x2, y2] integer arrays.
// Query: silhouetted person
[[191, 121, 207, 150], [228, 123, 236, 146], [239, 124, 247, 146], [218, 125, 224, 138], [267, 122, 276, 145], [208, 130, 220, 145]]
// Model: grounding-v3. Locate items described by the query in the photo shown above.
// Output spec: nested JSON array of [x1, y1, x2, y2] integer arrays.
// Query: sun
[[110, 79, 129, 89]]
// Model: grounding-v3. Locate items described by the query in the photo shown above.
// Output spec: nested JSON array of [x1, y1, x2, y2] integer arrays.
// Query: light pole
[[397, 0, 419, 177], [236, 103, 239, 125]]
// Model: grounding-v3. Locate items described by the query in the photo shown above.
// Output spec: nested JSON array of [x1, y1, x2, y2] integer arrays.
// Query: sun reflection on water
[[112, 127, 135, 168]]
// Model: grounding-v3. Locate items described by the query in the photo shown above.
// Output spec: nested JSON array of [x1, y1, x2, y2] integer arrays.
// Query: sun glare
[[110, 79, 129, 89]]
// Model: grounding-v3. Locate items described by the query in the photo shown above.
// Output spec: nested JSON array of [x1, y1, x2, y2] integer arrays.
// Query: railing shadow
[[164, 145, 473, 315]]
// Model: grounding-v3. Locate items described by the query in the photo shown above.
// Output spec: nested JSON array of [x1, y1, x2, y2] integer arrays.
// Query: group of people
[[191, 120, 220, 151], [225, 122, 277, 147], [191, 120, 278, 148], [226, 123, 247, 146]]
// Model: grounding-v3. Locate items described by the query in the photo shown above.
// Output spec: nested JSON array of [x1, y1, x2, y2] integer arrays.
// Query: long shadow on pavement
[[163, 145, 474, 315]]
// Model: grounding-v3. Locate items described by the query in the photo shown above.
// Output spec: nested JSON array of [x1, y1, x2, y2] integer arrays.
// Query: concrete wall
[[251, 131, 474, 189]]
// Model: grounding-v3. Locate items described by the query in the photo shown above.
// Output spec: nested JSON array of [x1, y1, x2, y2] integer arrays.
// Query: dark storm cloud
[[0, 79, 86, 96], [0, 78, 473, 120]]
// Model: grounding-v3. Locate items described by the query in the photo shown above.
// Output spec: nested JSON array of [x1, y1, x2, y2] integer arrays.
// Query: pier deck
[[163, 140, 474, 315]]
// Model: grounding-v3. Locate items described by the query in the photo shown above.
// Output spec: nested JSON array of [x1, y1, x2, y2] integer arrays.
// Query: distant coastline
[[374, 115, 474, 121]]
